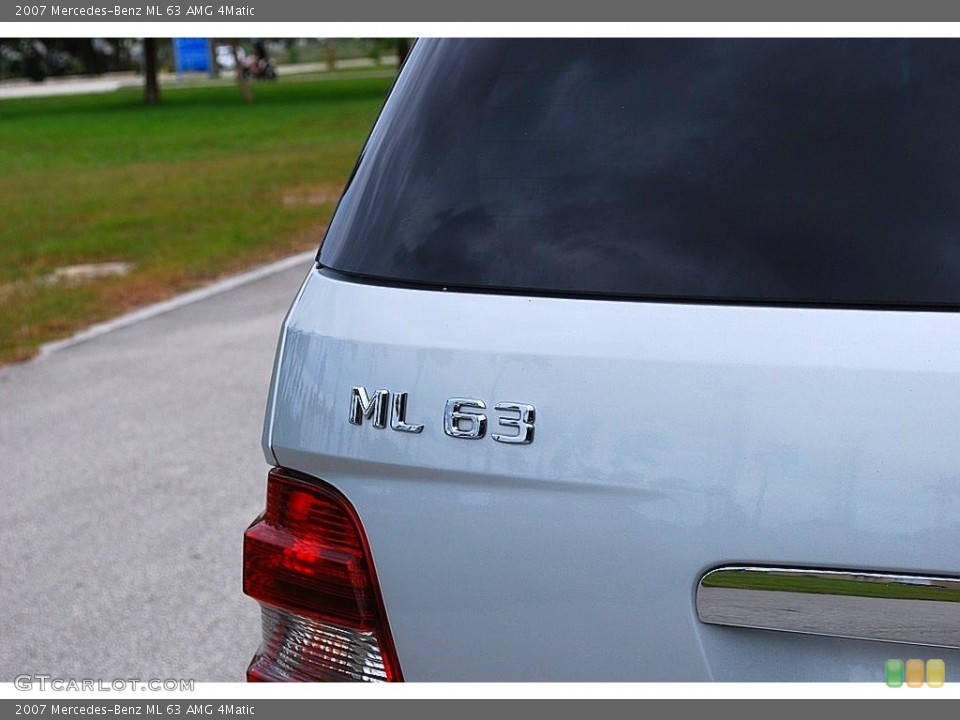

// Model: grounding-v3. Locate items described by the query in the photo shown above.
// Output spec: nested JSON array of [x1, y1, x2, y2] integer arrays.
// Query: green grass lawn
[[0, 73, 395, 363]]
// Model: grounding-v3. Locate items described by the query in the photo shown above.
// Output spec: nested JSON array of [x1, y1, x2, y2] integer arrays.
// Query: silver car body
[[251, 38, 960, 682]]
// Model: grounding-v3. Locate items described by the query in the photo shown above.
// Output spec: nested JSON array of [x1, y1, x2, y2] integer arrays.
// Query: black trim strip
[[318, 265, 960, 313]]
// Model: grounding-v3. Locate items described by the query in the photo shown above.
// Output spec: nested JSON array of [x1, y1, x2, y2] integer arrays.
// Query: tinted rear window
[[320, 39, 960, 307]]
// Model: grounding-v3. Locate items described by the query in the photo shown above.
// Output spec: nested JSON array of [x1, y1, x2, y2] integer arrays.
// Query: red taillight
[[243, 467, 403, 682]]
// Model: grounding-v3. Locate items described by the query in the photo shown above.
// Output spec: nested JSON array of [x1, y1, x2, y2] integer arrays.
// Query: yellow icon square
[[906, 658, 925, 687], [927, 659, 945, 688]]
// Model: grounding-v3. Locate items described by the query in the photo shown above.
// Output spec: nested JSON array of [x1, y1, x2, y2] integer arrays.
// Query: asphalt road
[[0, 260, 312, 682]]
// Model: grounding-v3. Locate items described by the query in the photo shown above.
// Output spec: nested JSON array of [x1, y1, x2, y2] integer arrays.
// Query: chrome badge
[[349, 387, 535, 445]]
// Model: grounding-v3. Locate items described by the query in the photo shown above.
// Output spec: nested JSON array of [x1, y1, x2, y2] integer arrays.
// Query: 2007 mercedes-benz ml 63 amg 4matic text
[[243, 38, 960, 682]]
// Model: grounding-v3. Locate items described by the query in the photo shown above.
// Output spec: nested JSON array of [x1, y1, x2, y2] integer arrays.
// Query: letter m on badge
[[349, 386, 389, 428]]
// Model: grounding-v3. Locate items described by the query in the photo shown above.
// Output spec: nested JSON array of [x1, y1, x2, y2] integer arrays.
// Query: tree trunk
[[397, 38, 410, 67], [207, 39, 219, 79], [143, 38, 160, 105], [324, 39, 337, 71]]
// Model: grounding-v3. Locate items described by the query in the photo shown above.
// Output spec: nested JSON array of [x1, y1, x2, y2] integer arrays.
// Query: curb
[[36, 251, 317, 361]]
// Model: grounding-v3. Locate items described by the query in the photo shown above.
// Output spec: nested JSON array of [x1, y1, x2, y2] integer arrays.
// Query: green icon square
[[886, 659, 904, 687]]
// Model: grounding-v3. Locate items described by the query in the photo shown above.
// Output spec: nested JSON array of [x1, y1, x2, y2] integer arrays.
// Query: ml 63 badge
[[348, 386, 535, 445]]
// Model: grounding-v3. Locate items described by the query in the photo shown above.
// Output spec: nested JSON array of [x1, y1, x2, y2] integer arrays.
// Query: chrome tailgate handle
[[697, 566, 960, 649]]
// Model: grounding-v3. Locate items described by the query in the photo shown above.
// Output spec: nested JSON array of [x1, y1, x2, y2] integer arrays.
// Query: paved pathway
[[0, 259, 312, 681]]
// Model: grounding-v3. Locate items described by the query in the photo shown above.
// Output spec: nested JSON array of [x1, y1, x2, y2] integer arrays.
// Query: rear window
[[319, 38, 960, 307]]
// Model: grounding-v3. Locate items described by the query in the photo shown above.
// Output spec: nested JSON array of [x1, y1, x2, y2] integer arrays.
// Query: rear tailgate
[[263, 267, 960, 681]]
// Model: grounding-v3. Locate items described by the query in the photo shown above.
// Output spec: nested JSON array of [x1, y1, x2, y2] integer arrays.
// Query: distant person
[[245, 39, 275, 80]]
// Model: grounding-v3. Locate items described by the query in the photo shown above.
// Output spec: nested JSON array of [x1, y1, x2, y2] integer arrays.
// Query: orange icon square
[[906, 658, 925, 687]]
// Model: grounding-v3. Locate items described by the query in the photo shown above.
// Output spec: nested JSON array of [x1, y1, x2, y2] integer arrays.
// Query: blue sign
[[173, 38, 210, 74]]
